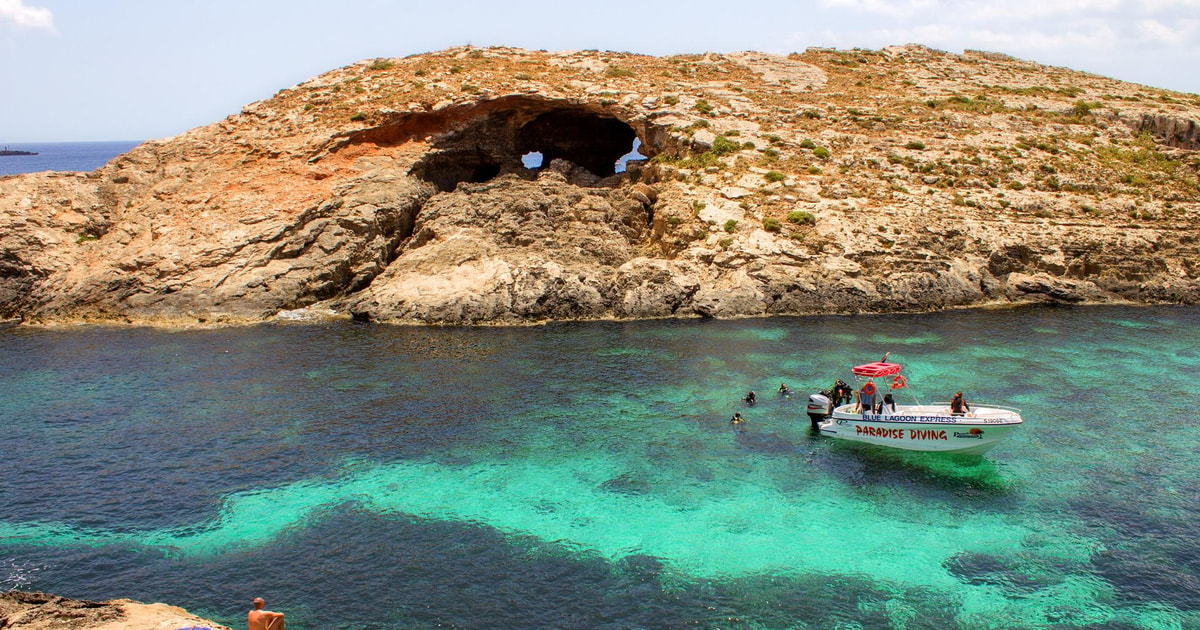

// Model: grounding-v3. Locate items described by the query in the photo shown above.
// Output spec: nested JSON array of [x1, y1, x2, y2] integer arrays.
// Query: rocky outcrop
[[0, 591, 229, 630], [1139, 114, 1200, 150], [2, 45, 1198, 326]]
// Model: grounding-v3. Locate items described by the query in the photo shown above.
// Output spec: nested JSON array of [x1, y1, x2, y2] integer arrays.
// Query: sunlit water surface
[[1, 306, 1198, 629]]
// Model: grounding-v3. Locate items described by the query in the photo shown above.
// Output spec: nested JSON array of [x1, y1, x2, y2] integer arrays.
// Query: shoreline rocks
[[0, 591, 229, 630]]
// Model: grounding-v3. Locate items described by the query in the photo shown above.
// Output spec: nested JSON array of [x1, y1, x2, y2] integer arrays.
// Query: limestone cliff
[[2, 45, 1198, 326]]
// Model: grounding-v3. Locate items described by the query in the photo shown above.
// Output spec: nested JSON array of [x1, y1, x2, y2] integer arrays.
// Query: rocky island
[[1, 45, 1198, 326]]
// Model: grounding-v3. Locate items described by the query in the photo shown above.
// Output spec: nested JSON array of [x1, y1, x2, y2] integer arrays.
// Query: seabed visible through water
[[1, 305, 1198, 629]]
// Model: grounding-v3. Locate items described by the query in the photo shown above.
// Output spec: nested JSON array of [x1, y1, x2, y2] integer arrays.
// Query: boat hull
[[818, 404, 1022, 454]]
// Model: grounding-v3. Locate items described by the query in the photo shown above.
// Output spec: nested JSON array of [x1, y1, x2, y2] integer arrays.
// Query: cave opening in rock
[[412, 149, 505, 193], [615, 138, 646, 173], [524, 137, 642, 174], [521, 151, 544, 169], [406, 101, 642, 192], [516, 110, 637, 177]]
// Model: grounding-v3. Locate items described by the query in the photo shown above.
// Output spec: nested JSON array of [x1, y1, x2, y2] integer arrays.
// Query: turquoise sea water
[[1, 306, 1198, 629]]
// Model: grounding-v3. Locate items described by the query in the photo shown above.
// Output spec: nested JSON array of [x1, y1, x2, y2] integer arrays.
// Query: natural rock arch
[[515, 109, 636, 177], [337, 96, 646, 192]]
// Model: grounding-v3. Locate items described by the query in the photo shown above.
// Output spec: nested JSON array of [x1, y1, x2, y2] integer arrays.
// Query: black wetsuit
[[833, 382, 852, 406]]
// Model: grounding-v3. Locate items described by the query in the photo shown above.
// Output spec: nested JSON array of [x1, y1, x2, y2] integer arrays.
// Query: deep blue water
[[1, 306, 1198, 629], [0, 141, 142, 175]]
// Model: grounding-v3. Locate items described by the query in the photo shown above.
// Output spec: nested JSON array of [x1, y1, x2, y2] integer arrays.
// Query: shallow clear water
[[1, 306, 1198, 629]]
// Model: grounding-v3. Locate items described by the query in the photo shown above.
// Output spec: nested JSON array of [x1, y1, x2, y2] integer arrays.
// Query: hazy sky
[[2, 0, 1198, 142]]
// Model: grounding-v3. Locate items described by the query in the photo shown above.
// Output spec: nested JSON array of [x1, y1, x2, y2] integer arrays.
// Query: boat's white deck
[[833, 403, 1022, 425]]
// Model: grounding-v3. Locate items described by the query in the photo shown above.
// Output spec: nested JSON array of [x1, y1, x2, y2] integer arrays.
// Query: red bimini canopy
[[852, 362, 903, 378]]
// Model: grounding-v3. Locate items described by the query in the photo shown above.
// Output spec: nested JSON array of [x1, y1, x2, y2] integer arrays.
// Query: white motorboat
[[806, 356, 1023, 455]]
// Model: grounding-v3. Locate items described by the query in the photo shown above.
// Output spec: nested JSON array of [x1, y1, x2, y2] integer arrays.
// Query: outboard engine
[[807, 393, 831, 430]]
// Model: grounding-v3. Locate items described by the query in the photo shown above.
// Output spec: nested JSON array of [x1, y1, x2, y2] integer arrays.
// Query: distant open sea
[[0, 141, 142, 176]]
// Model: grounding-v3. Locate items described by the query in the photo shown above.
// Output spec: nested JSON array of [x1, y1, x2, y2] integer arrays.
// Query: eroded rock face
[[2, 153, 432, 323], [1, 45, 1198, 326], [0, 591, 229, 630], [342, 172, 654, 323], [1139, 114, 1200, 150]]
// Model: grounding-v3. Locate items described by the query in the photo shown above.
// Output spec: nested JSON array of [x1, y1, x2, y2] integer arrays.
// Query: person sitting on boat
[[730, 412, 746, 424], [950, 391, 971, 416], [778, 383, 791, 395], [857, 382, 877, 414], [879, 393, 896, 415], [743, 391, 756, 404]]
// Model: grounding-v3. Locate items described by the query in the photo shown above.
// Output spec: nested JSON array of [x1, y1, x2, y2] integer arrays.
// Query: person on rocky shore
[[248, 597, 284, 630]]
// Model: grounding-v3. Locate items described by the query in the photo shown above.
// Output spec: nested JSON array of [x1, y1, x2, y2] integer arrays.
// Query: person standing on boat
[[950, 391, 970, 416], [857, 382, 877, 414]]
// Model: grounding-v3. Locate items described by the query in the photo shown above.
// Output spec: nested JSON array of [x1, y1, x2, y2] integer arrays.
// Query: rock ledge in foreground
[[0, 591, 229, 630]]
